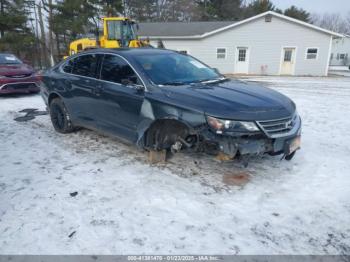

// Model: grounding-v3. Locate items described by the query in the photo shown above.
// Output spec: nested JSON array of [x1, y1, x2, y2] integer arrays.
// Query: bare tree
[[42, 0, 54, 65], [346, 11, 350, 35], [38, 2, 49, 67], [311, 12, 349, 34]]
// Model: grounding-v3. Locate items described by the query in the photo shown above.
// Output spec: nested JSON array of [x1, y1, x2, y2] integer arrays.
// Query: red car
[[0, 53, 40, 94]]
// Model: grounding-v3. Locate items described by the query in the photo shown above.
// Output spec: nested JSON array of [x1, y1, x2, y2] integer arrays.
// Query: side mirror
[[133, 84, 144, 92], [212, 68, 220, 74], [121, 78, 131, 86], [121, 78, 144, 91]]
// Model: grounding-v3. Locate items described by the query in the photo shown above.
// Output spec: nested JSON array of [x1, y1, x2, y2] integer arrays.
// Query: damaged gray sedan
[[40, 48, 301, 161]]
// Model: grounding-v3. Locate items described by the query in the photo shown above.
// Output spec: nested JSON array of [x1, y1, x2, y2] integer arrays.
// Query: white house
[[139, 11, 342, 76], [330, 35, 350, 67]]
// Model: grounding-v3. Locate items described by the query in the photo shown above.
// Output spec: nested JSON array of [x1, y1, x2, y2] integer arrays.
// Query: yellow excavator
[[66, 17, 150, 57]]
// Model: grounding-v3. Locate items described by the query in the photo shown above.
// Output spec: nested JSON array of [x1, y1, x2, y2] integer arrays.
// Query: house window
[[306, 48, 318, 59], [284, 50, 292, 62], [217, 48, 226, 59], [238, 49, 247, 61], [340, 53, 346, 59]]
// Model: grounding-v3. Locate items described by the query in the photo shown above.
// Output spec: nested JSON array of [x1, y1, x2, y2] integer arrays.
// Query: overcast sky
[[272, 0, 350, 16]]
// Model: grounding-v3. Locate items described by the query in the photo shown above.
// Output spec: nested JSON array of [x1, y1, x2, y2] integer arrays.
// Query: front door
[[97, 54, 145, 143], [234, 47, 249, 74], [280, 48, 296, 75]]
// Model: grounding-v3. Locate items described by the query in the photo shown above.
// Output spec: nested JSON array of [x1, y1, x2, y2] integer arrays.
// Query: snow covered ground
[[329, 66, 350, 77], [0, 76, 350, 255]]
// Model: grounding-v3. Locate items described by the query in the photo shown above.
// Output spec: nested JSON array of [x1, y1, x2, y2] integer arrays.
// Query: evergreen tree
[[244, 0, 275, 18], [0, 0, 35, 56], [196, 0, 243, 21], [284, 5, 310, 22], [0, 0, 27, 37], [50, 0, 123, 56]]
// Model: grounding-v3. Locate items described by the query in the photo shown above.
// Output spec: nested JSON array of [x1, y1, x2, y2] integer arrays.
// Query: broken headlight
[[206, 115, 259, 134]]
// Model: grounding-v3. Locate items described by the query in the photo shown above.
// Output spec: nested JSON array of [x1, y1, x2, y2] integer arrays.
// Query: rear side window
[[71, 54, 99, 78], [100, 54, 141, 85]]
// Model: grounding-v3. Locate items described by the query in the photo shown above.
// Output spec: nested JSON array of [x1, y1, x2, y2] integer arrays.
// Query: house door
[[280, 48, 296, 75], [234, 47, 249, 74]]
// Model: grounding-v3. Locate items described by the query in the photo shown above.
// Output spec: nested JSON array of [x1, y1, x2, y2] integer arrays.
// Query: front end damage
[[138, 98, 301, 161], [195, 112, 302, 160], [142, 113, 301, 161], [198, 127, 301, 159]]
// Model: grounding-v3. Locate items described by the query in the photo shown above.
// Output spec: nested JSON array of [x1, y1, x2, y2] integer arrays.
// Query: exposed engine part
[[145, 119, 189, 150], [178, 137, 193, 148], [171, 141, 183, 153]]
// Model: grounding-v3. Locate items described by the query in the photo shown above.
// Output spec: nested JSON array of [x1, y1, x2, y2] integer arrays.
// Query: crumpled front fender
[[135, 98, 206, 147]]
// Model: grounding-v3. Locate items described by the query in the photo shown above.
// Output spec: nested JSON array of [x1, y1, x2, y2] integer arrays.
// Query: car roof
[[80, 47, 177, 58]]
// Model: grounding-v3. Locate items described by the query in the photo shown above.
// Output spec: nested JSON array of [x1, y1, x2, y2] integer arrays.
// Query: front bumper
[[0, 76, 40, 94], [201, 116, 302, 157]]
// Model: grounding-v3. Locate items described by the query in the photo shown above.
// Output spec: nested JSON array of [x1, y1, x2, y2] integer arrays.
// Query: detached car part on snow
[[40, 48, 301, 161]]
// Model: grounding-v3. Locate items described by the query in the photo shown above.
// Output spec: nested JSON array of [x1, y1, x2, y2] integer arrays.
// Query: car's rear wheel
[[49, 98, 75, 133]]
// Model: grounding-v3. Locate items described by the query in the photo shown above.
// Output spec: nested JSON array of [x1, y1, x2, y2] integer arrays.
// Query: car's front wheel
[[49, 98, 75, 133]]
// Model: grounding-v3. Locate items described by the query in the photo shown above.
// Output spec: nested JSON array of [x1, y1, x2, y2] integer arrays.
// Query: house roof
[[138, 11, 343, 39], [138, 21, 235, 37]]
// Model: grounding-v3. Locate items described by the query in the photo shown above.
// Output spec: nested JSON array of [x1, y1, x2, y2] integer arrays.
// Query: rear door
[[96, 54, 145, 142], [67, 54, 103, 126]]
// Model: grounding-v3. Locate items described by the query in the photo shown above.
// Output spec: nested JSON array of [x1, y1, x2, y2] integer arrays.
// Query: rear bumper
[[0, 76, 40, 94]]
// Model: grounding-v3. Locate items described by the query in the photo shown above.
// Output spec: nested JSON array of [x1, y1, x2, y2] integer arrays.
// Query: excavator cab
[[66, 17, 149, 58], [100, 17, 139, 48]]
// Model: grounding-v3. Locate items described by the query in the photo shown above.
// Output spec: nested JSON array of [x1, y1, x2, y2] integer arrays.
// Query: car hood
[[0, 63, 34, 77], [150, 79, 295, 121]]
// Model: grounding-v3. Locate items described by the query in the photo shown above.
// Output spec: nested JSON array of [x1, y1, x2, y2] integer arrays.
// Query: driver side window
[[100, 54, 141, 86]]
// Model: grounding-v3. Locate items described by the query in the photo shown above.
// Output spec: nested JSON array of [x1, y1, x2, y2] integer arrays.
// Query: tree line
[[0, 0, 349, 69]]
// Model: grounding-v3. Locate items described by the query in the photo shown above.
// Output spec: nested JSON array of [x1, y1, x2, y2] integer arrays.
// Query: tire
[[49, 98, 75, 133]]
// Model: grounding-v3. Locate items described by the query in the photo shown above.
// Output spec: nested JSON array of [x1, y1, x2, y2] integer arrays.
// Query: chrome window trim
[[59, 52, 148, 91]]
